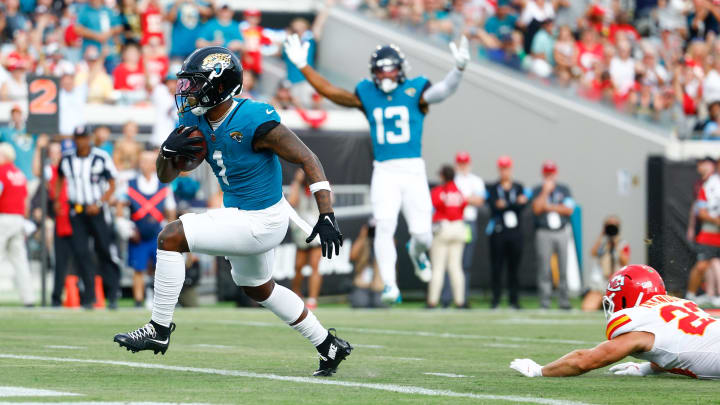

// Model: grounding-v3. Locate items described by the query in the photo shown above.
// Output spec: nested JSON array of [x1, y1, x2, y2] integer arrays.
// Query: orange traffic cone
[[94, 276, 106, 308], [63, 275, 80, 308]]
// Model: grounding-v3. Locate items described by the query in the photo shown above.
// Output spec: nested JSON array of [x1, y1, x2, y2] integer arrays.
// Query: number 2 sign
[[26, 75, 59, 134]]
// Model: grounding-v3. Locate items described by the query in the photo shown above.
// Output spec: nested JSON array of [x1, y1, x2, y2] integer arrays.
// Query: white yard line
[[352, 344, 385, 349], [45, 345, 86, 350], [217, 320, 596, 345], [0, 386, 80, 397], [0, 403, 210, 405], [424, 372, 471, 378], [493, 319, 597, 325], [190, 344, 234, 349], [0, 354, 593, 405]]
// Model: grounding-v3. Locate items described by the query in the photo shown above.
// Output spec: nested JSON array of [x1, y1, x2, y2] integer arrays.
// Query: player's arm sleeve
[[422, 68, 463, 104], [606, 312, 635, 340], [251, 104, 282, 143]]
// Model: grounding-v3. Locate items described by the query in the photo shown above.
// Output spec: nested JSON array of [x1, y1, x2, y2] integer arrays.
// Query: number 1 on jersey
[[213, 150, 229, 185], [373, 106, 410, 145]]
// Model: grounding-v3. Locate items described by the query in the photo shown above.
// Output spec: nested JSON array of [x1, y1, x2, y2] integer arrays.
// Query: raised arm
[[283, 34, 362, 108], [253, 123, 343, 258]]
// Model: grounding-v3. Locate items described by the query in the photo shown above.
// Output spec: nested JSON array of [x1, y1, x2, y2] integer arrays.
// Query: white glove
[[283, 34, 310, 69], [449, 35, 470, 71], [608, 362, 654, 377], [510, 359, 543, 377]]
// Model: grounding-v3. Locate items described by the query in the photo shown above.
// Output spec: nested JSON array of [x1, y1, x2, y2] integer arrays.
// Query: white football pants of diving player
[[371, 158, 433, 288]]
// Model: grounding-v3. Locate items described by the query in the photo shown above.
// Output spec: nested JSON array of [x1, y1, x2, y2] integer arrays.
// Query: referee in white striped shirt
[[56, 126, 120, 309]]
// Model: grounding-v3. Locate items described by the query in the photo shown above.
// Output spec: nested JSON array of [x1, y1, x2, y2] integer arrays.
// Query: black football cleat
[[313, 328, 353, 377], [114, 322, 175, 355]]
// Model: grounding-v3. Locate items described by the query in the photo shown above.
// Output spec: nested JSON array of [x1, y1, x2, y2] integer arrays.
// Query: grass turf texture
[[0, 306, 718, 404]]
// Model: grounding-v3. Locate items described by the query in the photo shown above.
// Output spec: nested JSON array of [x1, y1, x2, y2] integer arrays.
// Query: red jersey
[[697, 173, 720, 247], [576, 41, 604, 72], [145, 54, 169, 85], [141, 3, 165, 45], [431, 181, 467, 222], [241, 26, 272, 75], [113, 62, 145, 91], [0, 162, 27, 216], [49, 165, 72, 237]]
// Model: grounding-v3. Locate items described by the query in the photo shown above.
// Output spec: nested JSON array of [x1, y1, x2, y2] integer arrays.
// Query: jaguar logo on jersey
[[404, 87, 416, 97], [607, 274, 626, 292], [201, 53, 232, 72], [230, 131, 243, 143]]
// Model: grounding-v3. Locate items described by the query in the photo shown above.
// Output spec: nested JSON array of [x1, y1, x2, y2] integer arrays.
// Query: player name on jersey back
[[355, 76, 429, 162], [606, 295, 720, 379]]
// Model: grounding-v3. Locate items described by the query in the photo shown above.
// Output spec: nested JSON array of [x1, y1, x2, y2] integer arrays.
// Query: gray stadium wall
[[317, 8, 670, 288]]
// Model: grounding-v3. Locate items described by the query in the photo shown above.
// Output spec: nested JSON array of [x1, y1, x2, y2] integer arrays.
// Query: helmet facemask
[[602, 294, 615, 320], [370, 45, 408, 94]]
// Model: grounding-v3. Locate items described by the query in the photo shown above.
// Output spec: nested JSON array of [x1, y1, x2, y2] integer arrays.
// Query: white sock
[[151, 250, 185, 327], [374, 220, 397, 287], [259, 284, 328, 346]]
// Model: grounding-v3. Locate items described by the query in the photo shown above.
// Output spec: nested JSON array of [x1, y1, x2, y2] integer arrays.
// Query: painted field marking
[[190, 344, 233, 349], [45, 345, 86, 350], [0, 402, 210, 405], [0, 386, 80, 397], [493, 319, 597, 325], [217, 320, 596, 345], [352, 344, 385, 349], [0, 354, 593, 405], [424, 372, 471, 378]]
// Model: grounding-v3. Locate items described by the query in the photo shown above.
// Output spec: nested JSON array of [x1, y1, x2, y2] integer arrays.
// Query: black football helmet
[[175, 47, 243, 116], [369, 44, 407, 93]]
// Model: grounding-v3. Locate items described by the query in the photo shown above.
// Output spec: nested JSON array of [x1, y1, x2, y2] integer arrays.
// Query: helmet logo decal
[[607, 274, 625, 292], [201, 53, 232, 72]]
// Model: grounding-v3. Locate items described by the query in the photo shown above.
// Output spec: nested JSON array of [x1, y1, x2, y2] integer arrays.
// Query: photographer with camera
[[581, 215, 630, 311]]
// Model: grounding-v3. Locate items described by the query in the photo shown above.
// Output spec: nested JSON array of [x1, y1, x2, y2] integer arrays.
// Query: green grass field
[[0, 305, 718, 405]]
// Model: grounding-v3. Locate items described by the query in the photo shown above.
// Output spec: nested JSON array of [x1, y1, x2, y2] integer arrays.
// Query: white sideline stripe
[[0, 354, 593, 405], [217, 320, 595, 345], [494, 319, 597, 325], [0, 403, 211, 405], [352, 344, 385, 349], [0, 386, 80, 397], [190, 344, 233, 349], [424, 372, 471, 378], [45, 345, 86, 350]]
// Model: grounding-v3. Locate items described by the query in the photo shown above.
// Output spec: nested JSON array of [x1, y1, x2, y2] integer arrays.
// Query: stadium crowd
[[347, 0, 720, 138]]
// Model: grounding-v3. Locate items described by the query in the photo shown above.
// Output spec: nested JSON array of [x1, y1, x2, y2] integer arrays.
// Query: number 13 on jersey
[[373, 106, 410, 145]]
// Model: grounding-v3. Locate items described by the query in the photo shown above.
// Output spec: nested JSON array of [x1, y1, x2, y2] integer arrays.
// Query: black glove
[[306, 212, 343, 259], [161, 125, 203, 159]]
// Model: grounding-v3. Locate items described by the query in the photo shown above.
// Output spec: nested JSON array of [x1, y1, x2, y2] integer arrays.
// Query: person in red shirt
[[427, 165, 467, 308], [142, 37, 169, 87], [0, 142, 33, 306], [241, 9, 272, 76], [114, 42, 146, 92], [576, 28, 604, 73], [140, 0, 165, 45]]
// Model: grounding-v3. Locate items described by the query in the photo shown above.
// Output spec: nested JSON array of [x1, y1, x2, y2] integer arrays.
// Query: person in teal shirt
[[531, 19, 556, 66], [75, 0, 122, 55], [0, 106, 36, 181], [196, 4, 243, 53]]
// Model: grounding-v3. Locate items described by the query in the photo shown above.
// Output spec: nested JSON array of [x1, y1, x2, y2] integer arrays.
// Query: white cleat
[[407, 244, 432, 283], [381, 285, 401, 304]]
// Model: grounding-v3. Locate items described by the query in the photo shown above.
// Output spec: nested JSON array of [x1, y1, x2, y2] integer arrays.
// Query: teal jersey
[[178, 98, 282, 210], [355, 76, 430, 162], [0, 127, 36, 181]]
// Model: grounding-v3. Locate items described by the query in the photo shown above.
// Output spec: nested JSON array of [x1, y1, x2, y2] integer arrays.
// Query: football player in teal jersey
[[284, 34, 470, 303], [114, 47, 351, 377]]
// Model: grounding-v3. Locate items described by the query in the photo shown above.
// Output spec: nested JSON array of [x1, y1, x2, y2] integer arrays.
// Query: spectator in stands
[[113, 42, 146, 104], [149, 71, 177, 148], [58, 69, 87, 135], [241, 9, 272, 77], [486, 156, 528, 309], [74, 0, 122, 63], [139, 0, 165, 45], [428, 165, 467, 309], [114, 120, 142, 175], [518, 0, 555, 53], [118, 149, 176, 307], [241, 70, 258, 100], [288, 169, 323, 310], [582, 215, 630, 311], [76, 46, 115, 104], [142, 36, 169, 87], [553, 25, 576, 86], [4, 0, 31, 35], [93, 125, 114, 156], [119, 0, 142, 44], [0, 142, 33, 306], [270, 79, 300, 110], [477, 0, 517, 63], [0, 105, 36, 187], [1, 59, 29, 101], [609, 40, 636, 109], [704, 101, 720, 139], [196, 2, 244, 54], [349, 221, 384, 308], [575, 28, 604, 73], [441, 151, 485, 307], [530, 18, 555, 78], [166, 0, 212, 61], [532, 160, 575, 310]]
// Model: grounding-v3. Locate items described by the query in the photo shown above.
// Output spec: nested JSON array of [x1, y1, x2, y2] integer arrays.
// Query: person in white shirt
[[440, 151, 485, 307], [609, 41, 636, 98], [150, 73, 179, 148]]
